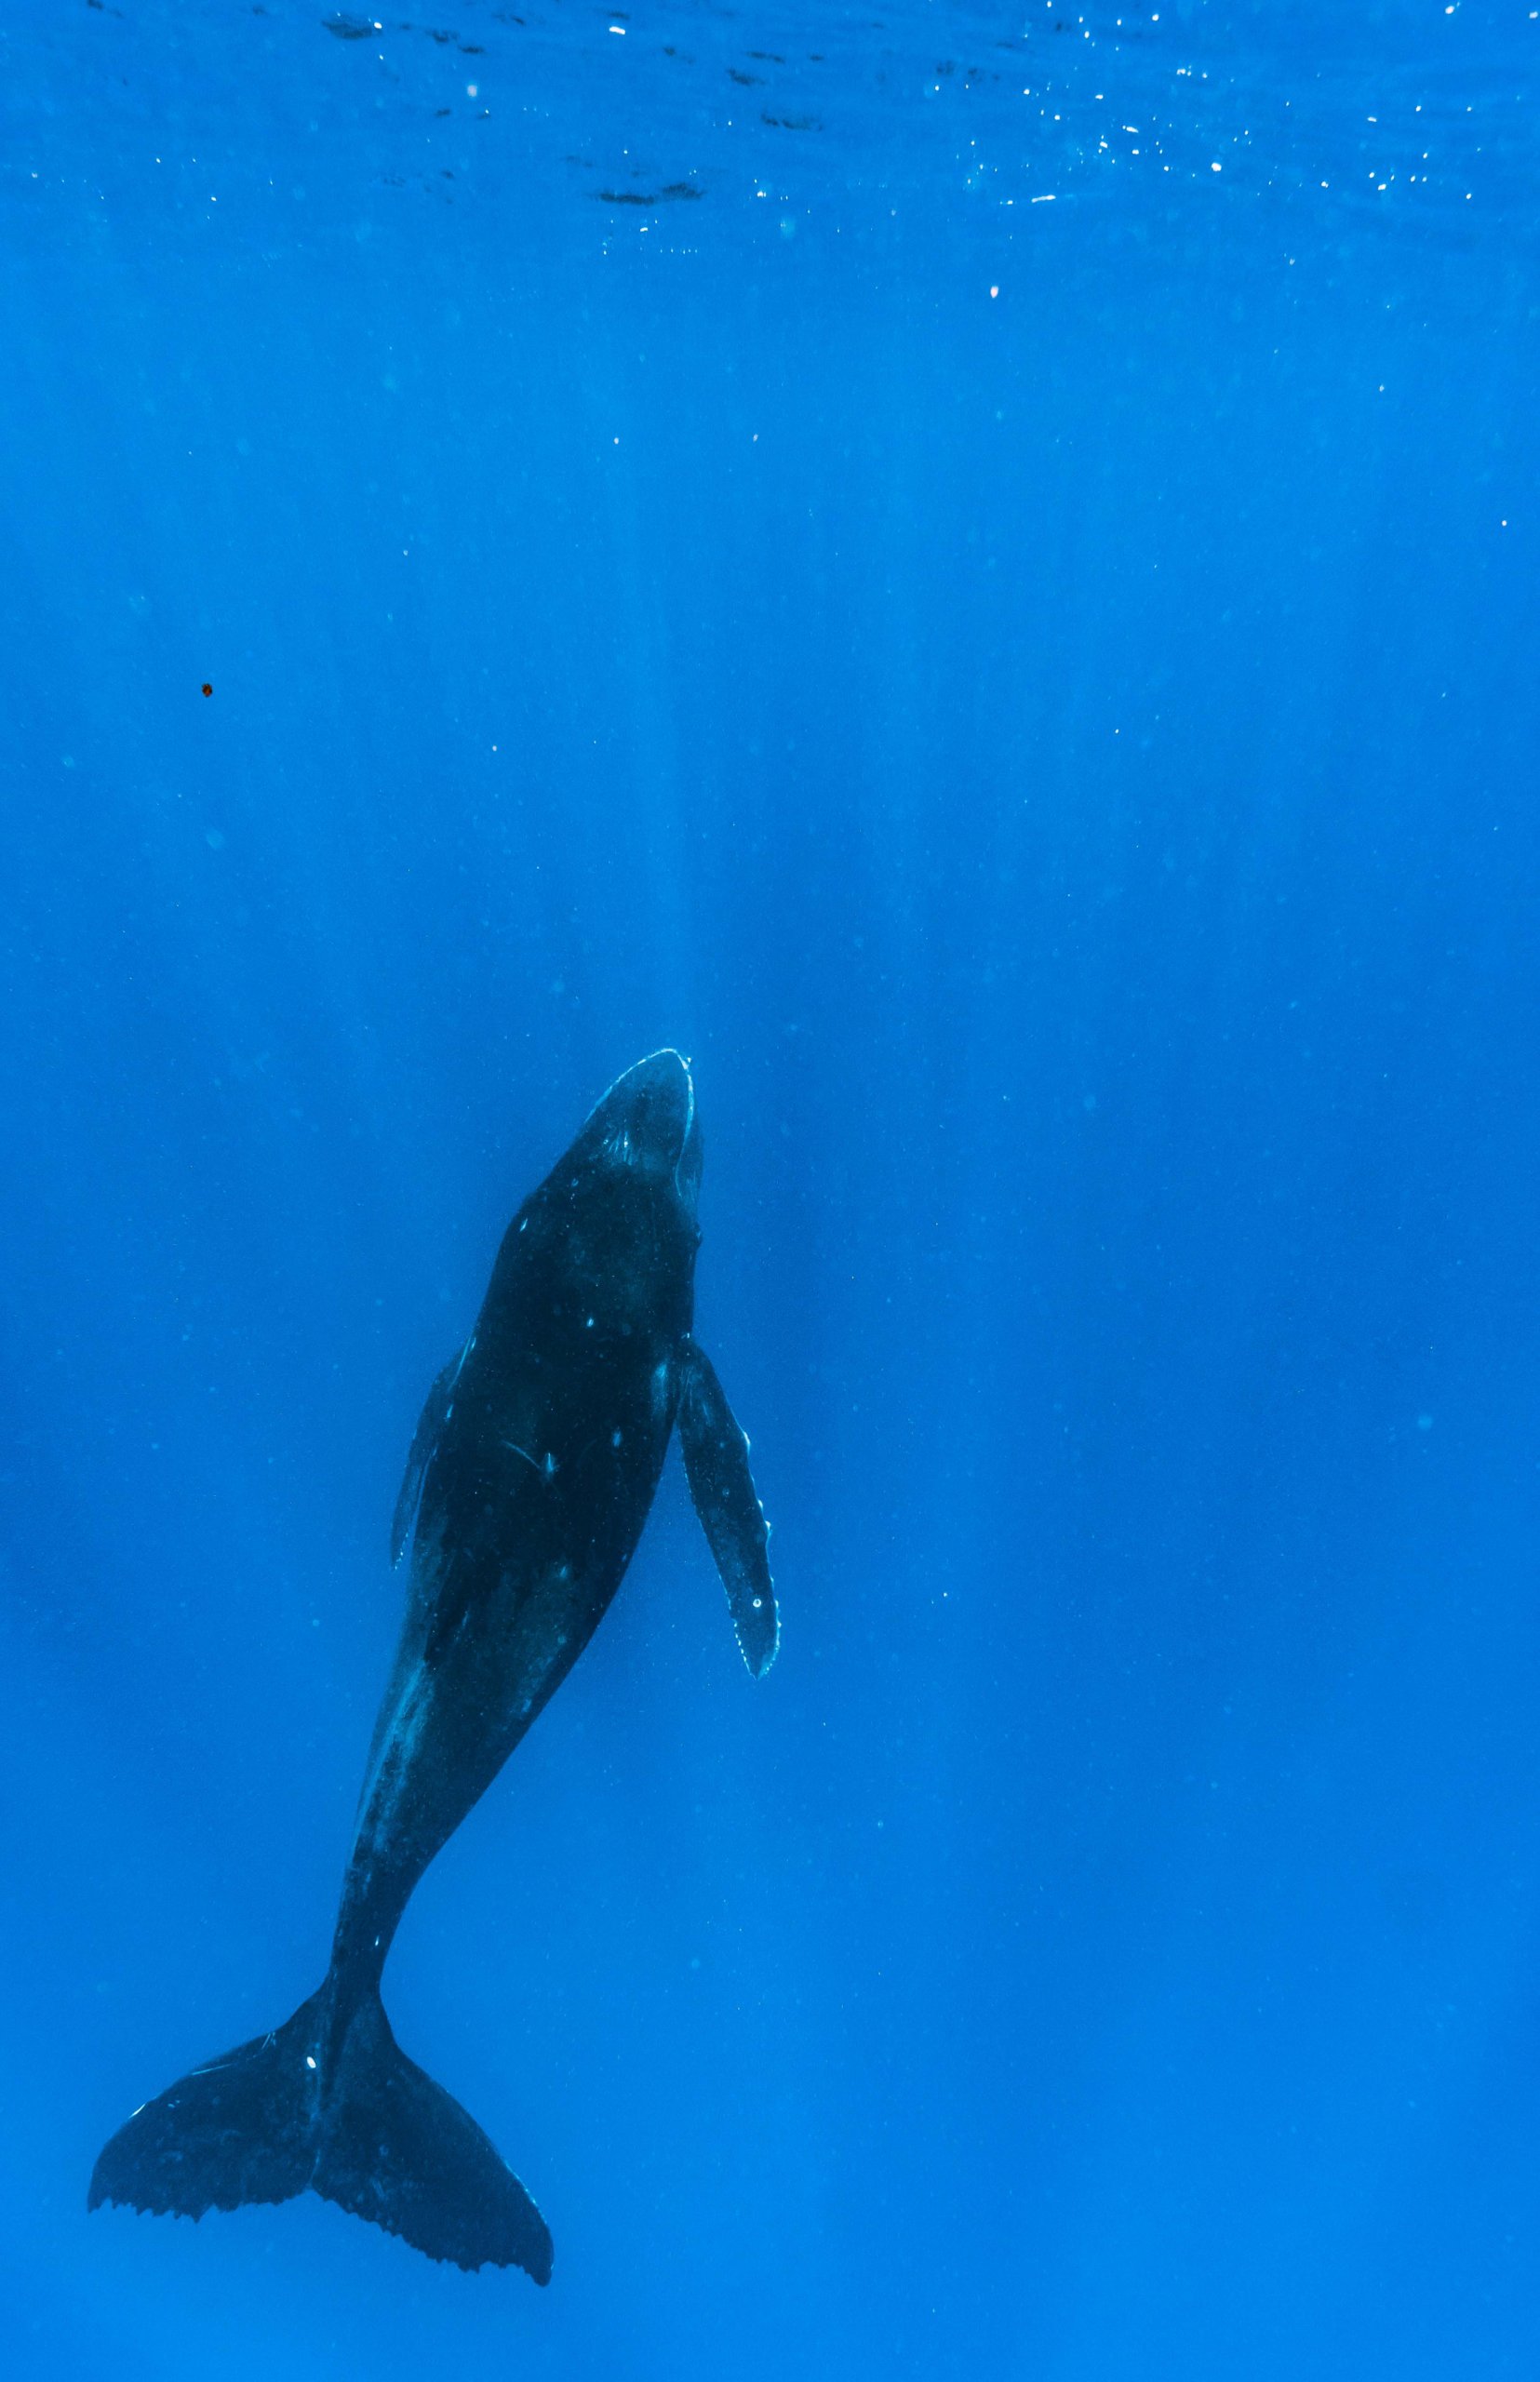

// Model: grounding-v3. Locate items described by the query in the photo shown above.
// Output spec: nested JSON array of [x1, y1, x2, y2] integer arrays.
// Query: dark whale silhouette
[[89, 1051, 778, 2281]]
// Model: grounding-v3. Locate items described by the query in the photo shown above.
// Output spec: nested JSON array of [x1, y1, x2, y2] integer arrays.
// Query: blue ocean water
[[5, 1, 1540, 2373]]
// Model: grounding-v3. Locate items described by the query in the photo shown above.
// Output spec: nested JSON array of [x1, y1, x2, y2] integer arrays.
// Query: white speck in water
[[305, 2055, 317, 2070]]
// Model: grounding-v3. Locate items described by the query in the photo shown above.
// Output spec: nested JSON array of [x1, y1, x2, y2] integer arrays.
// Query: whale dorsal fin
[[390, 1344, 469, 1568], [676, 1339, 779, 1678]]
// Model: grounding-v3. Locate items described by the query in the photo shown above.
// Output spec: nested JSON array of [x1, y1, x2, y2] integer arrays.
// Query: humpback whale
[[90, 1050, 777, 2281]]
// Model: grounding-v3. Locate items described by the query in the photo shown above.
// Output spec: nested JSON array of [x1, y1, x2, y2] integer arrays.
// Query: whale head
[[483, 1051, 703, 1351], [574, 1049, 701, 1218]]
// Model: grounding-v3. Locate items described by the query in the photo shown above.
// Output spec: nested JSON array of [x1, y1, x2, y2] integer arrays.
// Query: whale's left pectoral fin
[[390, 1346, 466, 1568], [676, 1339, 779, 1678]]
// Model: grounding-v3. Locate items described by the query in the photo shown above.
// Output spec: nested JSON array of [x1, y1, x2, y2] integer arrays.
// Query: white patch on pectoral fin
[[676, 1339, 779, 1678], [390, 1345, 468, 1568]]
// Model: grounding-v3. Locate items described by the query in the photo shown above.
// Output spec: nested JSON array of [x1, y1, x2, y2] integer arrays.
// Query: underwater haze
[[5, 0, 1540, 2375]]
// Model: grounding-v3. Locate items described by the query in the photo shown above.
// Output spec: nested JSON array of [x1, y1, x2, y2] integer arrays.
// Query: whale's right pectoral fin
[[676, 1339, 779, 1678], [390, 1346, 467, 1567]]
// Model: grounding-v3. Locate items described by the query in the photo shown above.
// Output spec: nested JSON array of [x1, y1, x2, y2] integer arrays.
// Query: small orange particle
[[201, 682, 213, 697]]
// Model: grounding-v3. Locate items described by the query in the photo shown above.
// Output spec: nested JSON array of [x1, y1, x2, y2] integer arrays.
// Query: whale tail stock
[[87, 1981, 553, 2282]]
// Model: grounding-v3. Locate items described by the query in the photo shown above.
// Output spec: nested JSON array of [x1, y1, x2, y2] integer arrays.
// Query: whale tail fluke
[[89, 1984, 553, 2282], [313, 1989, 553, 2279], [88, 1992, 325, 2223]]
